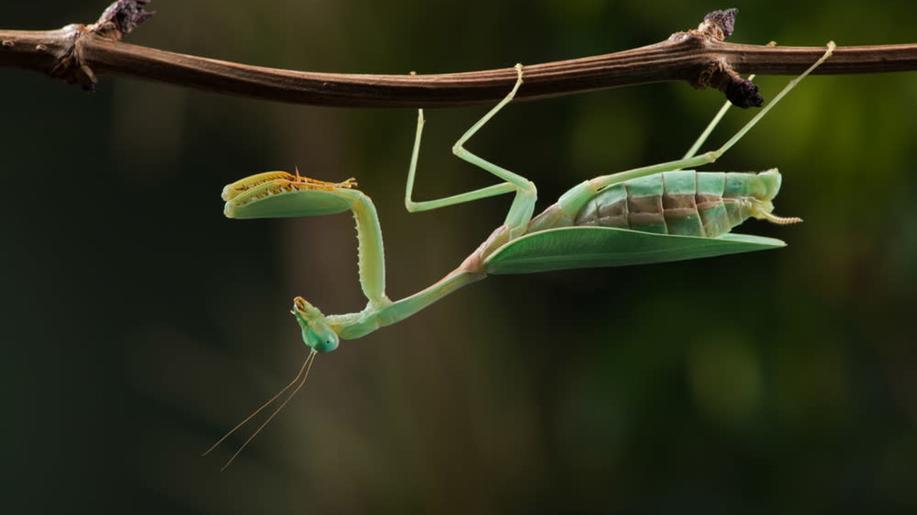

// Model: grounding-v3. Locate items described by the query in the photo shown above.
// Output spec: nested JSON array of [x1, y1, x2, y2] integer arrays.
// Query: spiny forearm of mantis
[[1, 1, 915, 109]]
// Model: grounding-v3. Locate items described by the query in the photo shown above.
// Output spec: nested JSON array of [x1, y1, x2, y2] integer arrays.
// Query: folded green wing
[[484, 226, 785, 275]]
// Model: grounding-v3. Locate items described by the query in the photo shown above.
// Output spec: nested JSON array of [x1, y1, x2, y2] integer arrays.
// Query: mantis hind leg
[[681, 42, 780, 160], [592, 42, 835, 189], [681, 71, 759, 161], [552, 42, 835, 218], [405, 64, 537, 239]]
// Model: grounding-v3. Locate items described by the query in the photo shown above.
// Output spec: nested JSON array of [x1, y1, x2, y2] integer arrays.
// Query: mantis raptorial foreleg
[[405, 64, 537, 239], [222, 174, 389, 307]]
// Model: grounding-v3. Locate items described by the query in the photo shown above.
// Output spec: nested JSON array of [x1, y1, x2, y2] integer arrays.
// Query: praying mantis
[[206, 42, 836, 468]]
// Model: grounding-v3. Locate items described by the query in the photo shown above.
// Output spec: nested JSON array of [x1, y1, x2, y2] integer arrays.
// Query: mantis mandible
[[206, 42, 835, 469]]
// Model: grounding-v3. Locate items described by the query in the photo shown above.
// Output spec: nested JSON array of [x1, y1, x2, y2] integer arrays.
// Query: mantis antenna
[[203, 349, 317, 470]]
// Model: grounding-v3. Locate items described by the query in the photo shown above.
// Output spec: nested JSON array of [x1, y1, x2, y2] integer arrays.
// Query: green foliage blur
[[2, 0, 915, 513]]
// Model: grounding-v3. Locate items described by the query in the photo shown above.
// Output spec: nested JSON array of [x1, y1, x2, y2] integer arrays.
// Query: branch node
[[47, 1, 154, 91], [696, 8, 738, 42], [722, 71, 763, 108], [48, 25, 95, 91], [681, 8, 762, 108], [90, 0, 156, 40], [694, 59, 763, 108]]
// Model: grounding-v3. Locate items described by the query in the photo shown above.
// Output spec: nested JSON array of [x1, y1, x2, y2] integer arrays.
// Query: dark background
[[2, 1, 915, 513]]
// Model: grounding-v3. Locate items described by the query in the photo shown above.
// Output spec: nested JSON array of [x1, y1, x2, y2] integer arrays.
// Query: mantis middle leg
[[405, 64, 537, 239]]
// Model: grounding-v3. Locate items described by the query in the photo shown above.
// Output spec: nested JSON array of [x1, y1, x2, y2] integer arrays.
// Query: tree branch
[[1, 2, 915, 108]]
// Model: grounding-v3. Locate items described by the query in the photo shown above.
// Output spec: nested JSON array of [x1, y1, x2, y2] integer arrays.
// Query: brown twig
[[0, 2, 915, 108]]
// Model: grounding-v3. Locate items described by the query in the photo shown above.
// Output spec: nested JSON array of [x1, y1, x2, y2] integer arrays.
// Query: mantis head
[[746, 169, 802, 225], [291, 297, 339, 353]]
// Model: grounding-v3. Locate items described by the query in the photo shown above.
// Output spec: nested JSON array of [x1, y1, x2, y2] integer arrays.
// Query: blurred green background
[[2, 0, 916, 513]]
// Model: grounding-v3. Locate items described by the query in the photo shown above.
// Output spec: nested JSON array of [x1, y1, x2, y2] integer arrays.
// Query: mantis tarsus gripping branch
[[204, 42, 837, 469]]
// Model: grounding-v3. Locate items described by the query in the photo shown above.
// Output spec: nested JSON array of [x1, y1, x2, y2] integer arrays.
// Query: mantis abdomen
[[574, 170, 783, 238]]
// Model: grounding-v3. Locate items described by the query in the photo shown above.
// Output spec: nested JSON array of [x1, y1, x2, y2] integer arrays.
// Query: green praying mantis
[[205, 42, 836, 469]]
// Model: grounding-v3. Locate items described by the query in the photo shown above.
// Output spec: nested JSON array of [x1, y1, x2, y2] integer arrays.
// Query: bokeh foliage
[[2, 0, 915, 513]]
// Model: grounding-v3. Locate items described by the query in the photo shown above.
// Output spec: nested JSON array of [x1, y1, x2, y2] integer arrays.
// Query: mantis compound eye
[[291, 296, 339, 353]]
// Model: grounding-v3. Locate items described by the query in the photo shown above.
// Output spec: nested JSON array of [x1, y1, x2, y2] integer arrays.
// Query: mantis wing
[[483, 226, 785, 275]]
